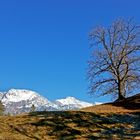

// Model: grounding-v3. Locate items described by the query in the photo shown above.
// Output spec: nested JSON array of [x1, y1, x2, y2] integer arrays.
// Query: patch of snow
[[0, 89, 96, 114], [94, 102, 103, 105], [2, 89, 39, 102], [56, 96, 93, 108]]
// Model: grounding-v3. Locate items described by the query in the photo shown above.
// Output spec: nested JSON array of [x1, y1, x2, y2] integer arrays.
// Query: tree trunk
[[118, 82, 126, 101], [118, 93, 125, 100]]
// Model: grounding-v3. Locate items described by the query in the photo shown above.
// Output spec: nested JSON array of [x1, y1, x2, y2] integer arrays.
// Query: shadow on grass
[[27, 111, 140, 139], [112, 94, 140, 110]]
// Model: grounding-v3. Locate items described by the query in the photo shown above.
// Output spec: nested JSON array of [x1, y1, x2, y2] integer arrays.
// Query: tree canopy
[[88, 18, 140, 101]]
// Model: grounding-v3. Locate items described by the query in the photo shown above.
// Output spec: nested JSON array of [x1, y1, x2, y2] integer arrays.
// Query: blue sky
[[0, 0, 140, 103]]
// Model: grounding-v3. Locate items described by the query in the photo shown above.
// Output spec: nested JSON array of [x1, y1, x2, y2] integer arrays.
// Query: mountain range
[[0, 89, 100, 114]]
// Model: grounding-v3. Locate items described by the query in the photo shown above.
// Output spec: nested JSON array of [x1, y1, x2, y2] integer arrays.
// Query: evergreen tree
[[0, 101, 5, 115], [30, 104, 36, 112]]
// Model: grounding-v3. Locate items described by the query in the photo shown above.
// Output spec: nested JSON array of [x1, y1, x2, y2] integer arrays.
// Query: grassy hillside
[[0, 94, 139, 140], [82, 93, 140, 113]]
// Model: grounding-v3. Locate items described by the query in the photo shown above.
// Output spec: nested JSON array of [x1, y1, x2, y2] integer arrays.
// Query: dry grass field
[[0, 94, 139, 140], [82, 93, 140, 114]]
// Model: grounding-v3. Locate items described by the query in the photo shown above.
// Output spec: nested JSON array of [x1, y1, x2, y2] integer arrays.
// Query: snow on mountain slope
[[55, 96, 93, 109], [0, 92, 4, 100], [0, 89, 95, 114], [2, 89, 48, 103], [94, 102, 103, 105], [2, 89, 53, 106], [1, 89, 57, 114]]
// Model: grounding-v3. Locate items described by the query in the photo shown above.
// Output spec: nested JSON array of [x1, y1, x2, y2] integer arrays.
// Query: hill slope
[[81, 93, 140, 113], [0, 111, 139, 140], [0, 94, 139, 140]]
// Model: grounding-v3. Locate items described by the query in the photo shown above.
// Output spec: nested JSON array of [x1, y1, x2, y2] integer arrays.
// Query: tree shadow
[[112, 93, 140, 110], [26, 111, 140, 139]]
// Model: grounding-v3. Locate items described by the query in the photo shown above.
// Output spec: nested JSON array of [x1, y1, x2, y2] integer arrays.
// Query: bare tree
[[88, 18, 140, 101]]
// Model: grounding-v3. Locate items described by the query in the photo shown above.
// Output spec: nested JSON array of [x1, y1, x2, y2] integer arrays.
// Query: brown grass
[[81, 93, 140, 114], [0, 94, 139, 140]]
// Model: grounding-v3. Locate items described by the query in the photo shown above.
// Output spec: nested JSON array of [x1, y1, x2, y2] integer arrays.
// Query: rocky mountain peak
[[0, 89, 95, 114]]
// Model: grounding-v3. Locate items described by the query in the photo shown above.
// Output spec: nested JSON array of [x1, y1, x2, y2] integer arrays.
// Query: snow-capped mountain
[[0, 89, 94, 114], [0, 92, 4, 100], [1, 89, 58, 114], [55, 97, 93, 110]]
